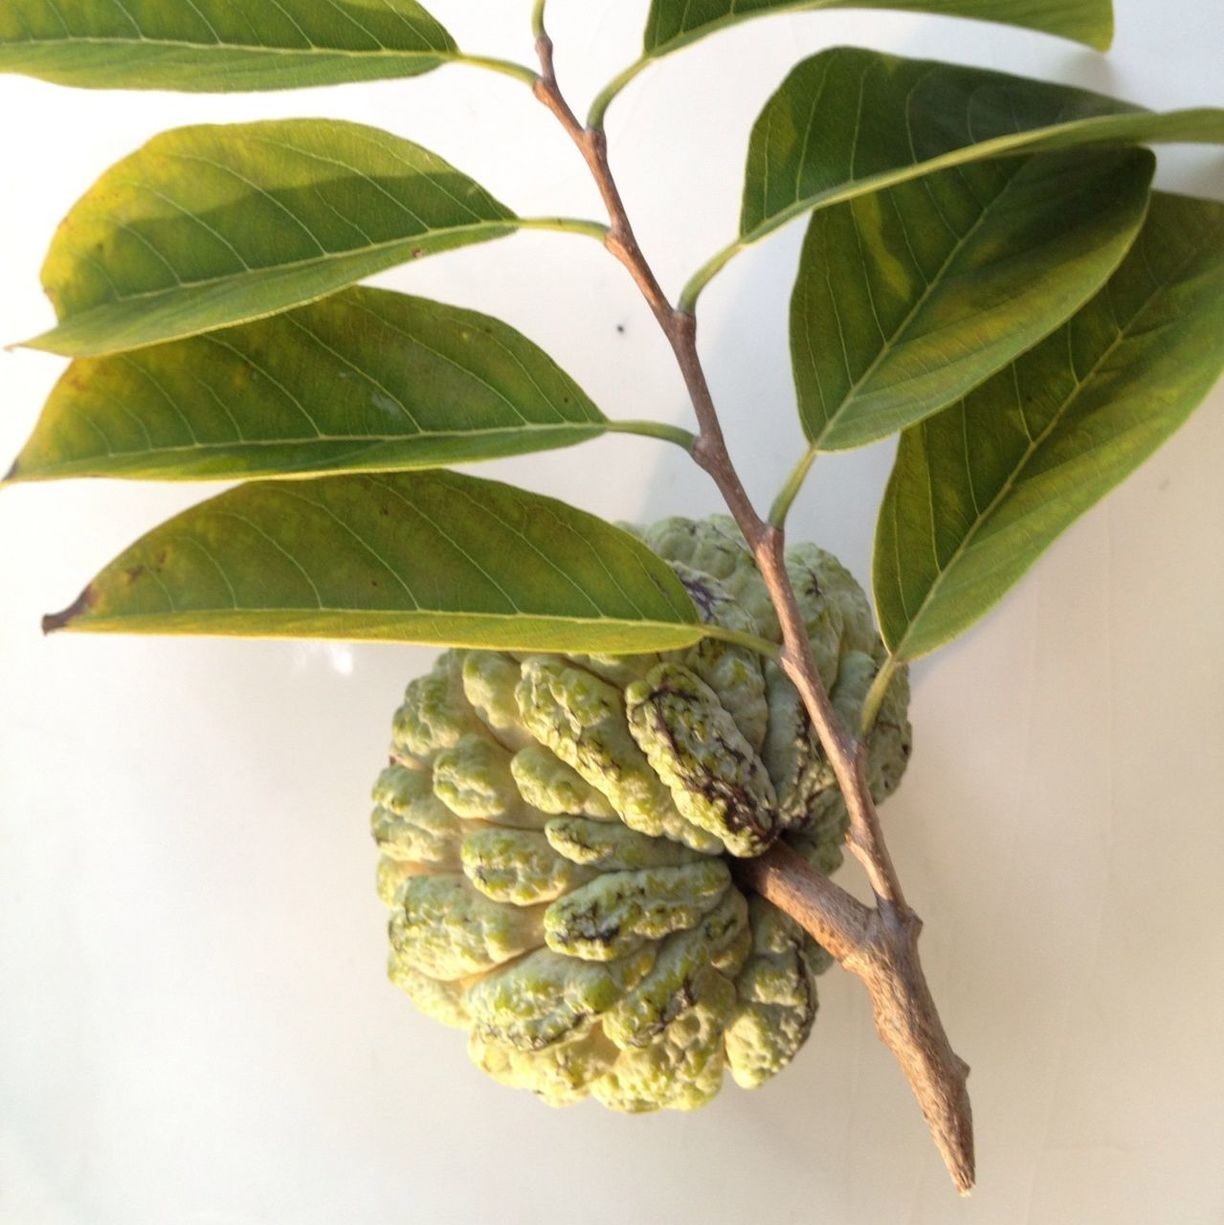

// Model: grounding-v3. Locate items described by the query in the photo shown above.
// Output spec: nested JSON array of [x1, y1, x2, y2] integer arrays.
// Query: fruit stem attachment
[[533, 28, 974, 1195]]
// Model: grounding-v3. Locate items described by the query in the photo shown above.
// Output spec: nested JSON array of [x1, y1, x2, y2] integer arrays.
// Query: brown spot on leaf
[[61, 365, 90, 393]]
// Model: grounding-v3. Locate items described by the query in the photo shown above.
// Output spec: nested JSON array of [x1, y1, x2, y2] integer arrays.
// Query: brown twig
[[533, 29, 975, 1194]]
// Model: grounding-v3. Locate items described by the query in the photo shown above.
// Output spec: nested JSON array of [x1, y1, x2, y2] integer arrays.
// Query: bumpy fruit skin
[[372, 516, 911, 1110]]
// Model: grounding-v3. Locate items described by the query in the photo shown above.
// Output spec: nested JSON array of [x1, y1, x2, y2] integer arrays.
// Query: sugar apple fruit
[[371, 515, 911, 1111]]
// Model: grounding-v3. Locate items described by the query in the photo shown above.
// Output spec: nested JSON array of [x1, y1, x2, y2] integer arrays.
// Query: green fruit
[[372, 516, 911, 1110]]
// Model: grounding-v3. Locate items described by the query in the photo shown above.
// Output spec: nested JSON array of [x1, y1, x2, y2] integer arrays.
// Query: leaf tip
[[43, 586, 96, 635], [13, 318, 79, 356], [17, 332, 58, 355]]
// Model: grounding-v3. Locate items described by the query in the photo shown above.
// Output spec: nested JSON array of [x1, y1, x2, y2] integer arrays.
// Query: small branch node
[[691, 433, 720, 470]]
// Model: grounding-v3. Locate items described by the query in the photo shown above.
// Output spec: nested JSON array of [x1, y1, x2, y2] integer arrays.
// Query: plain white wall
[[1, 2, 1221, 1222]]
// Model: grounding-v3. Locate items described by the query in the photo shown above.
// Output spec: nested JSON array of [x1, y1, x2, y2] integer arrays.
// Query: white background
[[2, 2, 1222, 1222]]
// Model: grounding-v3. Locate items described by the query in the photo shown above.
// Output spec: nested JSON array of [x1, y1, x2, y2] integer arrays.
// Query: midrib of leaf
[[682, 105, 1222, 308], [42, 467, 725, 651], [760, 105, 1085, 237], [61, 606, 694, 632], [28, 218, 518, 353], [2, 36, 451, 59], [807, 157, 1026, 446], [58, 604, 773, 654], [25, 424, 609, 465], [888, 227, 1211, 660], [62, 219, 512, 306], [41, 214, 600, 319]]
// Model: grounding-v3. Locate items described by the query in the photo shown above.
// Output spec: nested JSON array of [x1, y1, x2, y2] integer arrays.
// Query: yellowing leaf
[[790, 147, 1154, 449], [27, 120, 518, 357]]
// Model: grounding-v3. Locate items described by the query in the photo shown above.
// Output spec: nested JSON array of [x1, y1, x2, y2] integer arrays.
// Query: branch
[[734, 847, 973, 1193], [532, 30, 974, 1194]]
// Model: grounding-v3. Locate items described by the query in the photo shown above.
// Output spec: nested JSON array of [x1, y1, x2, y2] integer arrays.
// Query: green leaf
[[741, 48, 1223, 239], [43, 470, 707, 654], [7, 288, 607, 483], [644, 0, 1114, 56], [0, 0, 463, 92], [25, 120, 520, 358], [683, 46, 1224, 305], [790, 146, 1154, 450], [874, 191, 1224, 661]]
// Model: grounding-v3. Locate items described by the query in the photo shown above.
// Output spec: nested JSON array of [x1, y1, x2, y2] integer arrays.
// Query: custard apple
[[371, 516, 911, 1111]]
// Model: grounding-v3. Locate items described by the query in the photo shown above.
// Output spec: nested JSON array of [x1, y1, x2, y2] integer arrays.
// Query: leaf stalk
[[607, 419, 699, 450], [588, 59, 651, 130], [451, 54, 540, 86], [770, 444, 817, 527], [860, 654, 900, 739], [678, 237, 744, 311], [518, 216, 611, 241]]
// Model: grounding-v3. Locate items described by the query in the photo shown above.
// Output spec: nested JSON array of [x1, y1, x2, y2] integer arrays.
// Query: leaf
[[7, 288, 607, 483], [735, 47, 1224, 264], [43, 470, 707, 654], [645, 0, 1114, 56], [790, 146, 1154, 450], [0, 0, 459, 92], [25, 120, 518, 358], [873, 191, 1224, 661]]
